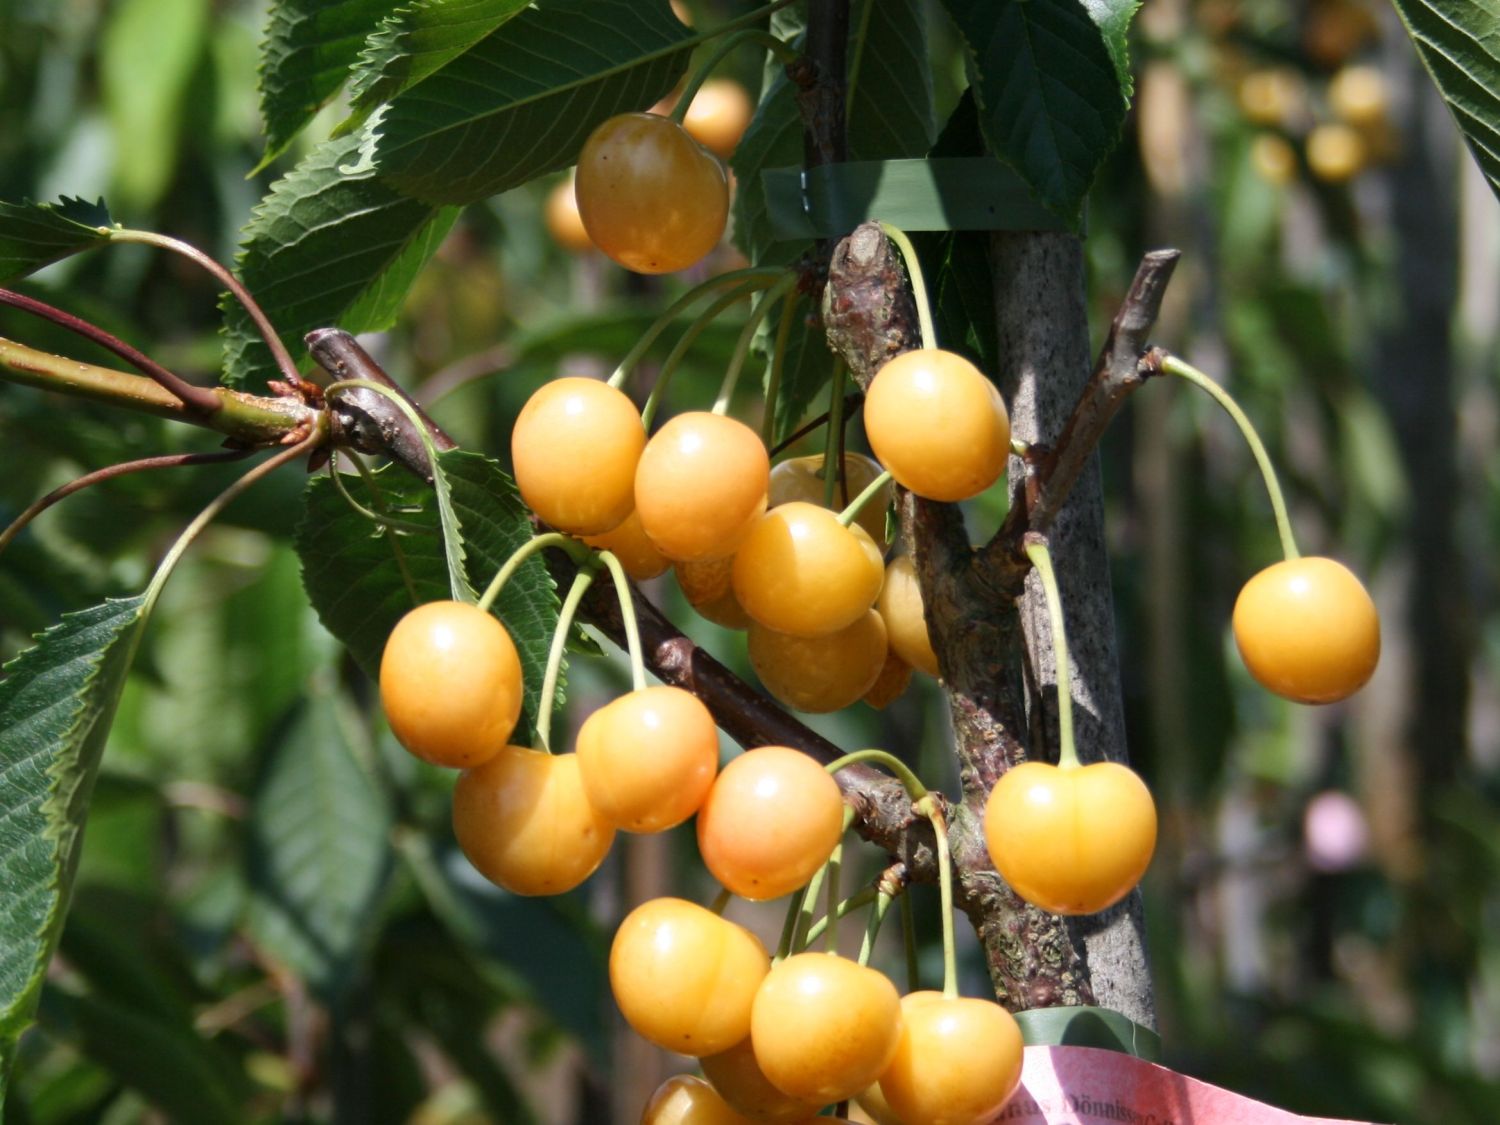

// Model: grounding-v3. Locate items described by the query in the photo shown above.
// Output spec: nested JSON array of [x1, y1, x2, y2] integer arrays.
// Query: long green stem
[[327, 450, 429, 534], [835, 469, 892, 529], [596, 549, 647, 691], [143, 426, 326, 614], [760, 287, 799, 446], [1024, 538, 1078, 771], [477, 532, 588, 613], [345, 450, 421, 605], [324, 377, 443, 480], [110, 228, 305, 390], [713, 273, 797, 415], [1160, 354, 1300, 561], [708, 887, 733, 915], [878, 223, 936, 352], [823, 747, 927, 800], [900, 891, 919, 991], [640, 279, 770, 428], [607, 268, 784, 390], [669, 29, 797, 124], [822, 361, 848, 509], [793, 863, 828, 955], [798, 886, 879, 949], [858, 891, 895, 969], [915, 797, 958, 999], [824, 831, 845, 953], [536, 563, 599, 752], [776, 885, 808, 962]]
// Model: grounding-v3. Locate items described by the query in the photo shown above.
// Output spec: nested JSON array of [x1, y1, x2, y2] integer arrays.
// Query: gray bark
[[993, 231, 1157, 1028]]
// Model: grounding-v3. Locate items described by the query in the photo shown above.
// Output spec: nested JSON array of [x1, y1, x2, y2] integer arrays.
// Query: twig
[[0, 287, 222, 415], [0, 336, 318, 446], [982, 249, 1180, 588], [306, 329, 455, 481]]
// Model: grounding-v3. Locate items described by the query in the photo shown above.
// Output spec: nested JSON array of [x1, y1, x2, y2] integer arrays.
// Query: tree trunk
[[994, 231, 1157, 1028]]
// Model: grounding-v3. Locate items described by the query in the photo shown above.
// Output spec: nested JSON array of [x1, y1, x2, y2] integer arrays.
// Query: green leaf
[[937, 0, 1135, 224], [0, 596, 149, 1075], [347, 0, 533, 111], [766, 304, 834, 446], [244, 684, 393, 1003], [0, 198, 112, 284], [1390, 0, 1500, 201], [99, 0, 210, 211], [224, 132, 459, 391], [734, 0, 936, 265], [396, 832, 608, 1061], [1013, 1004, 1161, 1060], [295, 450, 559, 739], [257, 0, 404, 168], [736, 0, 936, 442], [930, 230, 998, 375], [1081, 0, 1140, 96], [364, 0, 692, 204], [428, 441, 475, 604], [36, 985, 249, 1123]]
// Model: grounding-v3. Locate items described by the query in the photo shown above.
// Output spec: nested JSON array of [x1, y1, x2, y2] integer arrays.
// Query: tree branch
[[0, 287, 223, 415], [0, 336, 318, 446], [981, 249, 1180, 591], [306, 329, 455, 484]]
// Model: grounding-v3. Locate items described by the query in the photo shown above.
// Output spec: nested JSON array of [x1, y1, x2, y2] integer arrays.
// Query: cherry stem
[[793, 860, 828, 955], [824, 827, 845, 953], [0, 287, 222, 415], [776, 885, 807, 962], [342, 450, 422, 605], [914, 796, 958, 999], [143, 426, 326, 614], [821, 360, 847, 509], [669, 29, 797, 125], [835, 468, 892, 529], [759, 286, 800, 446], [798, 885, 878, 949], [324, 378, 443, 484], [1159, 354, 1300, 562], [823, 746, 928, 800], [708, 887, 733, 916], [858, 891, 895, 969], [109, 228, 305, 391], [1024, 537, 1079, 771], [595, 549, 647, 692], [326, 449, 430, 535], [0, 447, 254, 559], [535, 562, 599, 752], [878, 222, 936, 352], [477, 532, 588, 614], [606, 268, 784, 391], [900, 891, 919, 991], [641, 279, 771, 429], [712, 273, 797, 415]]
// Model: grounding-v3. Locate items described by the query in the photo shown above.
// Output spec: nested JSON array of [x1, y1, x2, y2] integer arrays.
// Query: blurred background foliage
[[0, 0, 1497, 1121]]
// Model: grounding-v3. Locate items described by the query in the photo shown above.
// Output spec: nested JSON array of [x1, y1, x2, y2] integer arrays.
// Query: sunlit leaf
[[0, 198, 112, 284]]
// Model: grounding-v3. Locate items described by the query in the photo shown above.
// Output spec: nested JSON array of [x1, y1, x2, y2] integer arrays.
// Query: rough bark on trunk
[[994, 231, 1156, 1027]]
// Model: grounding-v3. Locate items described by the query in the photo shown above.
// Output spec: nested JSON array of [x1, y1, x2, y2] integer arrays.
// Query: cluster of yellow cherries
[[373, 46, 1379, 1122]]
